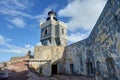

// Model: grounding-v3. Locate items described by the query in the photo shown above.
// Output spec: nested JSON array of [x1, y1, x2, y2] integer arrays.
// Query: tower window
[[45, 29, 47, 35], [62, 28, 64, 34]]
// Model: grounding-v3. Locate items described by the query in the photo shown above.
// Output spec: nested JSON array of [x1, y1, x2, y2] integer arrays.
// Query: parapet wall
[[7, 55, 30, 66]]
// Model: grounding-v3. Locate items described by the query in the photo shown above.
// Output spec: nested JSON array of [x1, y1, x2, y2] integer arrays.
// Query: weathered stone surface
[[31, 0, 120, 79], [64, 0, 120, 79], [30, 46, 65, 76], [7, 51, 31, 66]]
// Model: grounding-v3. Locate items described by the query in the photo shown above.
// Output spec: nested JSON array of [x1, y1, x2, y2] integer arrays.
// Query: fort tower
[[40, 10, 67, 46]]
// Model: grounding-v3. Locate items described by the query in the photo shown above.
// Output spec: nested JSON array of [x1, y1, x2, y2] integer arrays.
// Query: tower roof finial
[[47, 10, 57, 21], [48, 10, 56, 16]]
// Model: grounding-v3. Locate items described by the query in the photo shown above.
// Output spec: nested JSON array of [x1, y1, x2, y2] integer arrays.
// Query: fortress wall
[[31, 0, 120, 78], [31, 46, 65, 76], [91, 0, 120, 78], [64, 40, 89, 75], [65, 0, 120, 79]]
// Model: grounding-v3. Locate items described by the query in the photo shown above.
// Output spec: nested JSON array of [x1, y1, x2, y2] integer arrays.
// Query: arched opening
[[52, 64, 57, 75], [86, 62, 94, 76], [80, 58, 83, 72], [39, 67, 42, 74], [106, 57, 116, 80], [62, 28, 64, 34], [45, 29, 47, 35], [70, 63, 74, 74], [96, 61, 100, 73]]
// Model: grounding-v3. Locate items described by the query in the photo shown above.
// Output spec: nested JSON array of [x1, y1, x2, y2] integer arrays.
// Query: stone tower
[[40, 10, 67, 46]]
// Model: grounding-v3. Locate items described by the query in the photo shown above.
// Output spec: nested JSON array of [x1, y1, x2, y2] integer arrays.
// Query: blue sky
[[0, 0, 107, 62]]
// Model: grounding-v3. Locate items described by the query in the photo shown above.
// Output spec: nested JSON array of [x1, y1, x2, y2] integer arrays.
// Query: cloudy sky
[[0, 0, 107, 62]]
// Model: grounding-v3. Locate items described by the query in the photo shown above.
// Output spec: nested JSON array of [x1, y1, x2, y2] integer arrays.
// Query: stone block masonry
[[30, 0, 120, 79], [30, 46, 65, 76]]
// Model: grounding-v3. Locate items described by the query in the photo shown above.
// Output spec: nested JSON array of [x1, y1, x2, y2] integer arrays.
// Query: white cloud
[[0, 35, 11, 45], [0, 0, 55, 29], [0, 43, 34, 54], [0, 49, 26, 54], [58, 0, 107, 32], [7, 25, 14, 29], [0, 35, 7, 44], [0, 0, 53, 22], [7, 18, 26, 28], [36, 42, 42, 46], [0, 1, 51, 21], [0, 35, 34, 54], [0, 0, 31, 10], [0, 0, 34, 29], [37, 8, 51, 22], [68, 32, 88, 44], [12, 0, 29, 9], [25, 44, 31, 48], [1, 6, 51, 29], [0, 45, 34, 54]]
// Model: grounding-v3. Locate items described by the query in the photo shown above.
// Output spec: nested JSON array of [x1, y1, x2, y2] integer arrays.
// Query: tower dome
[[47, 10, 57, 21]]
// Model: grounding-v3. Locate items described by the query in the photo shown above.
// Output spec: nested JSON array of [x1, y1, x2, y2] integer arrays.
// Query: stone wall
[[7, 52, 30, 66], [64, 39, 88, 75], [64, 0, 120, 79], [31, 46, 65, 76], [31, 0, 120, 79]]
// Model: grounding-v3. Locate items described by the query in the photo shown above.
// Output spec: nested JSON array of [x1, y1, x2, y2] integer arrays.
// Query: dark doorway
[[52, 64, 57, 75], [86, 62, 94, 76], [106, 58, 116, 80], [96, 61, 100, 73], [70, 64, 74, 74], [39, 67, 42, 74]]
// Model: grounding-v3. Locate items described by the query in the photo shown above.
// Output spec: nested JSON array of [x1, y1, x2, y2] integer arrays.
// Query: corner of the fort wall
[[64, 40, 89, 75], [64, 0, 120, 78], [30, 46, 65, 76]]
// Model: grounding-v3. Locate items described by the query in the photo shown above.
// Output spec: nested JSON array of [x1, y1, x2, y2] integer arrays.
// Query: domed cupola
[[47, 10, 57, 21]]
